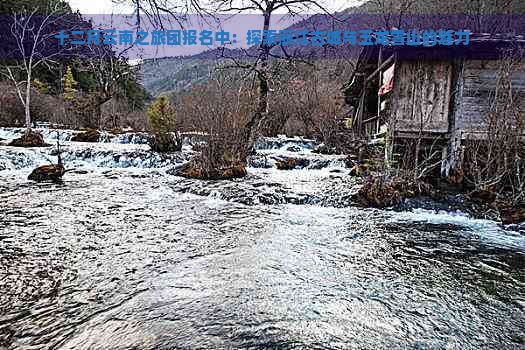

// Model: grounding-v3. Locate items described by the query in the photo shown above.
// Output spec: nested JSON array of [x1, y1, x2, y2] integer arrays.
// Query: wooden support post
[[442, 130, 464, 184], [355, 88, 366, 136], [365, 54, 394, 83], [377, 46, 382, 135]]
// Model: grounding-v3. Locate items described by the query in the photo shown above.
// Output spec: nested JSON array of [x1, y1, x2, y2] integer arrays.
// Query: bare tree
[[176, 69, 255, 176], [210, 0, 332, 161], [79, 45, 134, 128], [464, 52, 525, 203], [0, 8, 70, 131]]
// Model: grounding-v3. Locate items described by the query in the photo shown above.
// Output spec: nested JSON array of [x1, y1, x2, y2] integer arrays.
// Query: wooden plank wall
[[390, 59, 452, 134], [455, 60, 525, 134]]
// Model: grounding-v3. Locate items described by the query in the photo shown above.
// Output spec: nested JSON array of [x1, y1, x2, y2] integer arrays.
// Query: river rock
[[102, 169, 123, 179], [174, 161, 247, 180], [349, 163, 369, 176], [343, 155, 356, 168], [469, 187, 497, 203], [275, 158, 309, 170], [446, 167, 465, 185], [149, 133, 182, 153], [8, 130, 48, 147], [28, 164, 65, 182], [68, 168, 91, 175], [71, 129, 100, 142], [499, 206, 525, 225], [312, 143, 337, 155], [307, 159, 332, 170], [247, 154, 273, 168], [284, 145, 302, 152], [350, 177, 401, 208]]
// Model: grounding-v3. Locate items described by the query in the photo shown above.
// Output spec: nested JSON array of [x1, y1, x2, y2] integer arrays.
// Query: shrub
[[147, 95, 181, 152], [176, 76, 254, 176], [0, 81, 66, 127]]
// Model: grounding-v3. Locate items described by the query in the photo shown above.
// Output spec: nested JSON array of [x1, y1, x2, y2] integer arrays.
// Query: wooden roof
[[344, 33, 525, 99]]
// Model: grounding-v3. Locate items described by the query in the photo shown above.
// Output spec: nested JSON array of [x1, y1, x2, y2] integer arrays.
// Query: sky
[[69, 0, 115, 14]]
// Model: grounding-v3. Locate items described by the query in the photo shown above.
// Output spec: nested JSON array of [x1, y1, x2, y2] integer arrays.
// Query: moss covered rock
[[28, 164, 65, 182], [175, 161, 247, 180], [71, 129, 100, 142], [351, 177, 401, 208], [149, 133, 182, 153], [275, 158, 309, 170], [498, 204, 525, 225], [8, 130, 48, 147], [312, 143, 337, 155], [351, 176, 432, 208], [349, 163, 369, 177]]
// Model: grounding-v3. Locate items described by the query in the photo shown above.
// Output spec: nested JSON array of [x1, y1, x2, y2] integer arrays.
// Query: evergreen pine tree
[[63, 65, 78, 102], [147, 95, 181, 152]]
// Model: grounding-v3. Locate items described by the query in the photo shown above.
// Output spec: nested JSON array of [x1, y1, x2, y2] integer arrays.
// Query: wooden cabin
[[344, 33, 525, 178]]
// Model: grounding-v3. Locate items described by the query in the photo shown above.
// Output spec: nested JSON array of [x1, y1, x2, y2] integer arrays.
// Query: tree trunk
[[239, 12, 271, 161], [91, 94, 111, 129], [25, 60, 32, 131]]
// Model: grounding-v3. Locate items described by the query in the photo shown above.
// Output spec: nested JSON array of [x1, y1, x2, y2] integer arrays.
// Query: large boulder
[[275, 158, 309, 170], [312, 143, 337, 155], [149, 133, 182, 153], [498, 204, 525, 225], [8, 129, 48, 147], [173, 161, 247, 180], [349, 163, 369, 177], [28, 164, 65, 182], [71, 129, 100, 142], [468, 187, 497, 203], [350, 176, 432, 208], [351, 177, 401, 208]]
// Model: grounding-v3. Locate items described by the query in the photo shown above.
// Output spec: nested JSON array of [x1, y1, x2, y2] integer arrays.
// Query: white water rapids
[[0, 128, 524, 349]]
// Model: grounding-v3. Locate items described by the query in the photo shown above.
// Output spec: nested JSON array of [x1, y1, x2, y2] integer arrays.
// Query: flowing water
[[0, 130, 524, 350]]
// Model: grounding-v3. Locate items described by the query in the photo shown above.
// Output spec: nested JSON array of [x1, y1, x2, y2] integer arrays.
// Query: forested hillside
[[0, 0, 150, 130]]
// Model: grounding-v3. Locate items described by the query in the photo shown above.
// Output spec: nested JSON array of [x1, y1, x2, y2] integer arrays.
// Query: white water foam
[[388, 208, 525, 250]]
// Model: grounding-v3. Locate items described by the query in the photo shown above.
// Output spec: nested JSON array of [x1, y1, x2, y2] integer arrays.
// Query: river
[[0, 129, 524, 349]]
